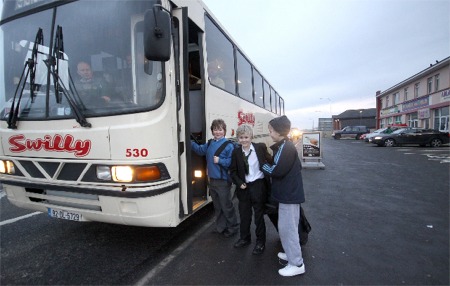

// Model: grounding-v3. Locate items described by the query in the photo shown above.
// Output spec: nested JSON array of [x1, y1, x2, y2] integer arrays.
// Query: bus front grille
[[25, 188, 102, 211]]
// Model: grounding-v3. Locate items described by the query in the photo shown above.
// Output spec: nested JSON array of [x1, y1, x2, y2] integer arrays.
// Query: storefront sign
[[380, 106, 399, 116], [418, 108, 430, 119], [402, 96, 429, 112]]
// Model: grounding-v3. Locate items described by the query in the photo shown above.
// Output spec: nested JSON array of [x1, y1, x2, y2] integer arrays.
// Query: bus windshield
[[1, 0, 164, 121]]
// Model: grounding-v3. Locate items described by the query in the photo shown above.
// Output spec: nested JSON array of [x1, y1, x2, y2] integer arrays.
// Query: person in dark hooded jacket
[[262, 115, 306, 277]]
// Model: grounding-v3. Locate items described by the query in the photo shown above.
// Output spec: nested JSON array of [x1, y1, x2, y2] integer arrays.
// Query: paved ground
[[138, 138, 449, 285]]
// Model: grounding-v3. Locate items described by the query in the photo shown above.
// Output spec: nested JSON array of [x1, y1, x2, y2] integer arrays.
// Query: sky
[[203, 0, 449, 130], [0, 1, 448, 130]]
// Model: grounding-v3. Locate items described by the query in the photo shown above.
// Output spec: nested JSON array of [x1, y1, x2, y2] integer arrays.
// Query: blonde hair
[[236, 124, 253, 138]]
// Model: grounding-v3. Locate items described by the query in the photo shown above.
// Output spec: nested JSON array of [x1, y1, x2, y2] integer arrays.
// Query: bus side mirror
[[144, 6, 171, 61]]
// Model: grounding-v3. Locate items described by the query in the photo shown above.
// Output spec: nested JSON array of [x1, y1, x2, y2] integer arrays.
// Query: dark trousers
[[209, 178, 238, 233], [236, 178, 266, 244]]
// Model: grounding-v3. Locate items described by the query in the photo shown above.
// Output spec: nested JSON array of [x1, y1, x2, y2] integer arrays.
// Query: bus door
[[172, 8, 208, 217]]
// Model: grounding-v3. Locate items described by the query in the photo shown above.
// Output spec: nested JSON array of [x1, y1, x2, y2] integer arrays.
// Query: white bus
[[0, 0, 284, 227]]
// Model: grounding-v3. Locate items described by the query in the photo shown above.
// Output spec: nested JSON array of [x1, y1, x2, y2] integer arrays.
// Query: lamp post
[[359, 110, 363, 125]]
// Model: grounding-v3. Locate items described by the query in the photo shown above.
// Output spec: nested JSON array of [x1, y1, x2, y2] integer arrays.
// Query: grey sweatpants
[[278, 203, 304, 266]]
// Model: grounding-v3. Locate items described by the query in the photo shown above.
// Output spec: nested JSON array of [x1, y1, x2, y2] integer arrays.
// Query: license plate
[[48, 208, 82, 222]]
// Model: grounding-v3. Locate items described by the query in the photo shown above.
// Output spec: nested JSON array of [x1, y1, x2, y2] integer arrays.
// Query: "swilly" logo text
[[8, 134, 91, 157], [238, 111, 255, 126]]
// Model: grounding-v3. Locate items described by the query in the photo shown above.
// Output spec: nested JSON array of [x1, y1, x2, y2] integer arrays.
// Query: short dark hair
[[210, 119, 227, 135]]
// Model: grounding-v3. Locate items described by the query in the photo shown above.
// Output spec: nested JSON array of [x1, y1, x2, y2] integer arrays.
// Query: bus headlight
[[0, 160, 15, 174], [96, 165, 162, 182], [112, 166, 133, 182]]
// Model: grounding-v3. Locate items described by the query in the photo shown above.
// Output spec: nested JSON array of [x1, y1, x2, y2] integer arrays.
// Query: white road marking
[[135, 218, 215, 286], [0, 212, 42, 226]]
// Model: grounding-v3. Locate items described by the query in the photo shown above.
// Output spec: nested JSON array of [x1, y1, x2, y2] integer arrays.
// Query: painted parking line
[[396, 148, 450, 163], [135, 217, 215, 286], [1, 190, 43, 226], [0, 212, 42, 226]]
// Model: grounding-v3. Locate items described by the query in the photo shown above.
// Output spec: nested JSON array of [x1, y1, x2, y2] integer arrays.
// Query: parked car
[[364, 128, 385, 142], [332, 126, 370, 140], [371, 128, 450, 147], [365, 124, 407, 142]]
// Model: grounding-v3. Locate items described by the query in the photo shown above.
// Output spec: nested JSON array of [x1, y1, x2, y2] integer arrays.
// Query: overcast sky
[[203, 0, 449, 130], [0, 1, 448, 130]]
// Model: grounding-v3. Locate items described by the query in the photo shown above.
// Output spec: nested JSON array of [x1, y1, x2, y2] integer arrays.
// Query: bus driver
[[75, 61, 115, 106]]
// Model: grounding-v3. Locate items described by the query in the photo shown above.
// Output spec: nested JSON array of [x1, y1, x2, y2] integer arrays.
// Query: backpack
[[207, 139, 237, 180], [207, 139, 237, 157]]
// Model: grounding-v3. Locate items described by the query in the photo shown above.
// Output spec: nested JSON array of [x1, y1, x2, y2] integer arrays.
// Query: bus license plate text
[[48, 208, 82, 222]]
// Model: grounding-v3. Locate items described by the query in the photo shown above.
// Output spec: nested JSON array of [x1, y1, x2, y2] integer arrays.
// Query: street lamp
[[359, 110, 363, 125]]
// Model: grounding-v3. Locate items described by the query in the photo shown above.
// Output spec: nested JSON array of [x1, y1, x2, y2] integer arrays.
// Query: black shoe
[[252, 243, 265, 255], [223, 229, 237, 238], [234, 239, 251, 248]]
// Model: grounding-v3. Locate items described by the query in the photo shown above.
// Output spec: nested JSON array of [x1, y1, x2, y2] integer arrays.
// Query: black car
[[332, 126, 370, 140], [371, 128, 450, 147]]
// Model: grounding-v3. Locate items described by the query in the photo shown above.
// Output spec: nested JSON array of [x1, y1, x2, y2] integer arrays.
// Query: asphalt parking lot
[[138, 138, 449, 285]]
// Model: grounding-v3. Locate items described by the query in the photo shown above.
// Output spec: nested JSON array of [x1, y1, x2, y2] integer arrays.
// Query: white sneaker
[[277, 252, 287, 260], [278, 263, 305, 277]]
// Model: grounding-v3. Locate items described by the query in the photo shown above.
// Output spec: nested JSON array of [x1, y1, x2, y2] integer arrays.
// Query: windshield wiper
[[47, 25, 91, 128], [52, 25, 64, 103], [7, 28, 43, 129]]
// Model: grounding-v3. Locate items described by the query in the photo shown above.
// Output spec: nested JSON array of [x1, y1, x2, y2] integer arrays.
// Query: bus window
[[279, 96, 285, 115], [134, 20, 164, 107], [271, 87, 276, 113], [1, 0, 166, 122], [263, 80, 271, 111], [253, 69, 264, 108], [1, 9, 53, 112], [275, 92, 280, 115], [205, 16, 235, 94], [236, 50, 253, 102]]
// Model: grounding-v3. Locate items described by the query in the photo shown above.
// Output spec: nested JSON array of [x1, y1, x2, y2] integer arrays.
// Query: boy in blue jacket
[[262, 115, 306, 277], [191, 119, 239, 238]]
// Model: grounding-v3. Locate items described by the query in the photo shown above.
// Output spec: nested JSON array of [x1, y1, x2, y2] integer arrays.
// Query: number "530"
[[126, 148, 149, 157]]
